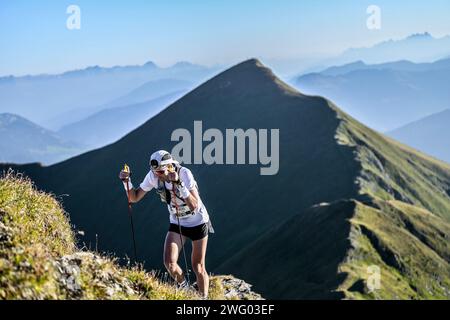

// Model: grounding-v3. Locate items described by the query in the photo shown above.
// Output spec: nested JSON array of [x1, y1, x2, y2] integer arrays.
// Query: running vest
[[155, 166, 196, 219]]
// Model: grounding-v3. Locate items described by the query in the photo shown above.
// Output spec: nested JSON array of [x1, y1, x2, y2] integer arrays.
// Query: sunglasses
[[151, 163, 175, 174]]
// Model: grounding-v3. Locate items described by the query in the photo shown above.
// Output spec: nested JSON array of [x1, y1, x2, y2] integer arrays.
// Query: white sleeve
[[180, 167, 197, 190], [139, 171, 157, 192]]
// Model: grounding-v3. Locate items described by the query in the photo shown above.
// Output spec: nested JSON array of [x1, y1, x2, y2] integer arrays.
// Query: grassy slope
[[335, 102, 450, 299], [336, 105, 450, 221], [340, 200, 450, 299], [0, 173, 257, 300]]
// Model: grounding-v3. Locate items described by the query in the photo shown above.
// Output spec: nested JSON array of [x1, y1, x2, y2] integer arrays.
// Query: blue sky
[[1, 0, 450, 76]]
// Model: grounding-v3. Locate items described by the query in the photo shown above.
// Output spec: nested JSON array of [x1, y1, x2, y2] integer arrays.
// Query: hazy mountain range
[[388, 109, 450, 164], [0, 80, 192, 164], [2, 33, 449, 168], [0, 113, 83, 164], [57, 90, 187, 149], [302, 32, 450, 75], [292, 57, 450, 132], [0, 90, 188, 164], [0, 63, 210, 164], [46, 77, 195, 130], [3, 59, 449, 299], [0, 61, 220, 129], [338, 32, 450, 64], [256, 33, 449, 78]]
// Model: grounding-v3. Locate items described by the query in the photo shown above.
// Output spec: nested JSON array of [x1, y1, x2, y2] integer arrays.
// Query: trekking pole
[[171, 188, 191, 286], [123, 164, 138, 262]]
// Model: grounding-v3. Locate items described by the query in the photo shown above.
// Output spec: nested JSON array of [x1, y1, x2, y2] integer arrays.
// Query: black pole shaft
[[177, 215, 191, 285], [126, 182, 138, 262]]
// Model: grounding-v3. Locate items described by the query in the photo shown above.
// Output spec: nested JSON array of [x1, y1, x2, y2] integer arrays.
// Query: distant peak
[[334, 60, 366, 68], [171, 61, 194, 68], [1, 112, 22, 120], [214, 58, 303, 97], [61, 65, 105, 76], [350, 60, 367, 66], [240, 58, 264, 67], [224, 58, 271, 75], [85, 65, 101, 70], [0, 113, 29, 125], [406, 32, 433, 40], [225, 58, 267, 73], [143, 61, 157, 68]]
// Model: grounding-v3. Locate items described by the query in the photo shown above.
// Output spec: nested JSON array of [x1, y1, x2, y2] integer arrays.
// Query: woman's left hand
[[168, 171, 179, 183]]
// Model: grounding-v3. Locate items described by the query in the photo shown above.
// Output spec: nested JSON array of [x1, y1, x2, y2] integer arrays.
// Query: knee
[[193, 263, 207, 276]]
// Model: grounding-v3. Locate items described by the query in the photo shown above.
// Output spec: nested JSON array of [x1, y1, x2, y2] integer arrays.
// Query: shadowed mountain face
[[2, 59, 450, 299], [219, 200, 356, 300]]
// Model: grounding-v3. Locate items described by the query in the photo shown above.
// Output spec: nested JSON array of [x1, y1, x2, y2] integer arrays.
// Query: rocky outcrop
[[218, 276, 263, 300]]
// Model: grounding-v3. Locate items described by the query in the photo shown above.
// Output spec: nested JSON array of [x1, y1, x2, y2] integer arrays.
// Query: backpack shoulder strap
[[177, 165, 199, 193]]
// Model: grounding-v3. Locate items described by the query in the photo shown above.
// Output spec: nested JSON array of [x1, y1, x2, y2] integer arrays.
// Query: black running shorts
[[169, 222, 209, 241]]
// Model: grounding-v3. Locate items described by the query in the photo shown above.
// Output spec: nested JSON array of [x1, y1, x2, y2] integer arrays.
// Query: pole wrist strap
[[123, 179, 133, 191]]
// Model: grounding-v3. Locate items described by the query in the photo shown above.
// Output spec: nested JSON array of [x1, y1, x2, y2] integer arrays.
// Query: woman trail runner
[[119, 150, 213, 298]]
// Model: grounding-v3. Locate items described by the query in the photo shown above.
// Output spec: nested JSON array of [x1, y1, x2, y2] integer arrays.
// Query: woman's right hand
[[119, 170, 130, 182]]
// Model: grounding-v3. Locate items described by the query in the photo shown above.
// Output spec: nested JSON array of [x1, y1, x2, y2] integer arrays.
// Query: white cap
[[149, 150, 179, 169]]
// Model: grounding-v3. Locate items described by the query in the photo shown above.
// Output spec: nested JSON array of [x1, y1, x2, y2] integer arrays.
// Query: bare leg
[[191, 235, 209, 298], [163, 231, 187, 283]]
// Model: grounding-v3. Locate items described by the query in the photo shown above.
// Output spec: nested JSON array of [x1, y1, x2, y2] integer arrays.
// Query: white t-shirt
[[139, 166, 209, 227]]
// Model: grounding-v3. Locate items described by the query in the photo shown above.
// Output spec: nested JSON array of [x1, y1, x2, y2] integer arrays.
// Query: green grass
[[338, 200, 450, 299], [334, 103, 450, 222], [0, 171, 75, 299]]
